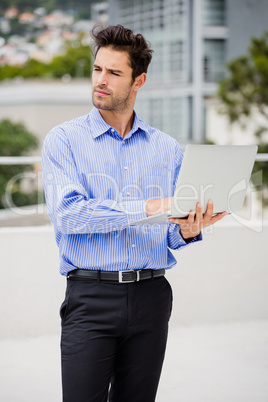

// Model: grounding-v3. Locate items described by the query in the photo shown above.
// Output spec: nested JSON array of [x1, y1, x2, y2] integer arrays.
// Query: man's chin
[[93, 104, 112, 111], [92, 97, 112, 110]]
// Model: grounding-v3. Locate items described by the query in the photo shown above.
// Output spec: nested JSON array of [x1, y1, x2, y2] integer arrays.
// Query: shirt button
[[126, 192, 130, 196], [124, 166, 128, 170], [122, 140, 125, 144], [132, 244, 136, 248], [111, 128, 115, 132]]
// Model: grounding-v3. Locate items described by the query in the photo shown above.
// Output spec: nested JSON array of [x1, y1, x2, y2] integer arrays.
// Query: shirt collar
[[89, 106, 149, 139]]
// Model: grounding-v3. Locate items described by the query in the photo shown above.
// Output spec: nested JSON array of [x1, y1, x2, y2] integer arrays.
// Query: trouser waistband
[[67, 268, 166, 283]]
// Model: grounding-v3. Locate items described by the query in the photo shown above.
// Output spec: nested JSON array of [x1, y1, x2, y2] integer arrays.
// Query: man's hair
[[91, 24, 153, 81]]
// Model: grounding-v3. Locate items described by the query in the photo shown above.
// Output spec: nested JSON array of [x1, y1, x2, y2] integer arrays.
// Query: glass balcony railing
[[0, 153, 267, 227]]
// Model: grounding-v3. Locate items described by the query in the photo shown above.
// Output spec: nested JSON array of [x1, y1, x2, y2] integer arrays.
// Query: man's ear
[[132, 73, 147, 92]]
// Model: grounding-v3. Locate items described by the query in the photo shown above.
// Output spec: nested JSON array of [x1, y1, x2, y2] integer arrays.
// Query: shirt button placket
[[121, 143, 135, 263]]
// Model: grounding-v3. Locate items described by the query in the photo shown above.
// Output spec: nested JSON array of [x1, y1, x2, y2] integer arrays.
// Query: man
[[42, 25, 227, 402]]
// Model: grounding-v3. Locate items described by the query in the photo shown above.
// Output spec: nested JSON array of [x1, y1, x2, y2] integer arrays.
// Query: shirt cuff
[[168, 223, 202, 249], [121, 200, 147, 225], [182, 232, 203, 244]]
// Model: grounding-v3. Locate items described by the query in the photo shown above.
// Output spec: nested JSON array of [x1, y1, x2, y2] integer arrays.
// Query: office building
[[108, 0, 268, 144]]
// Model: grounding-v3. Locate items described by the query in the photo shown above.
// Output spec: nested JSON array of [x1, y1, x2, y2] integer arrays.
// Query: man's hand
[[145, 197, 173, 216], [169, 200, 228, 239]]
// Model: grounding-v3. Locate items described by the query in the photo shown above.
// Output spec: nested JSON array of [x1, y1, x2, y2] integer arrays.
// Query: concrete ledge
[[0, 80, 92, 106]]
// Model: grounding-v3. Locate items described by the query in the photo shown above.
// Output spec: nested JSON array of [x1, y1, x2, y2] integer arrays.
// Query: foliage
[[0, 119, 39, 209], [218, 31, 268, 138], [0, 42, 91, 81], [218, 32, 268, 188], [49, 43, 91, 78], [252, 143, 268, 198], [8, 17, 28, 36], [0, 119, 38, 156], [0, 64, 22, 81], [0, 0, 101, 15]]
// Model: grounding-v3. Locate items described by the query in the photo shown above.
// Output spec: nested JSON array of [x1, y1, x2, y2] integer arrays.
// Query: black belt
[[68, 268, 166, 283]]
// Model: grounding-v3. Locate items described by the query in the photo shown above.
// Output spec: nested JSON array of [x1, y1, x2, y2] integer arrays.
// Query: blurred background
[[0, 1, 267, 401], [0, 0, 268, 224]]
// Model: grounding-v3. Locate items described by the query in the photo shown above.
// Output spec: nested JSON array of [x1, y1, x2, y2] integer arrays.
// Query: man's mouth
[[95, 89, 110, 97]]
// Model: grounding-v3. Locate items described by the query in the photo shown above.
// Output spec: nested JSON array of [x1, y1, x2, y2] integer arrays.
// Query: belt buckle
[[118, 270, 140, 283]]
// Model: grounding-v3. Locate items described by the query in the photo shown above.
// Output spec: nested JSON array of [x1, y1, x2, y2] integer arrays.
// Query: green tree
[[0, 0, 102, 15], [0, 119, 39, 209], [218, 31, 268, 187], [0, 64, 22, 81], [0, 42, 91, 81], [21, 58, 50, 79], [49, 42, 91, 78]]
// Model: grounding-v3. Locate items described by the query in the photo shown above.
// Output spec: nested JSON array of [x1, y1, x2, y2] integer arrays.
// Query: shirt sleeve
[[41, 128, 147, 235], [167, 142, 202, 250], [167, 223, 202, 249]]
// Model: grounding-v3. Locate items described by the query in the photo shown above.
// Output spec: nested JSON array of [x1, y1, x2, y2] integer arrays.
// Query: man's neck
[[98, 109, 135, 139]]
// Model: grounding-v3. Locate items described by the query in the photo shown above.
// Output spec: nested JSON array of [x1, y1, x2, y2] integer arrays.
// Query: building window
[[203, 39, 225, 82], [170, 40, 185, 83], [118, 0, 166, 32], [148, 42, 164, 84], [203, 0, 226, 26], [150, 98, 164, 131], [135, 96, 190, 141], [168, 97, 189, 141], [166, 0, 187, 31]]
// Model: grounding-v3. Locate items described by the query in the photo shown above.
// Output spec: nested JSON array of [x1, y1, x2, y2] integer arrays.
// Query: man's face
[[92, 46, 135, 112]]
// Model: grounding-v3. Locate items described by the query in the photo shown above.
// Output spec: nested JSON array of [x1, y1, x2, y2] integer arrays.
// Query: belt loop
[[151, 269, 154, 281], [97, 270, 101, 283]]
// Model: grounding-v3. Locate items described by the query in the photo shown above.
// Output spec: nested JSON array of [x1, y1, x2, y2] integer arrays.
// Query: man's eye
[[112, 72, 119, 76]]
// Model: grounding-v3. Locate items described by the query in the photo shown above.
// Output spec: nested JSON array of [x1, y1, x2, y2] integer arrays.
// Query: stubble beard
[[92, 84, 133, 113]]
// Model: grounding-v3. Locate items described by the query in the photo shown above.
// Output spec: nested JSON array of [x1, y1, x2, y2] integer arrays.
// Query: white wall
[[0, 81, 93, 155], [168, 219, 268, 327], [206, 99, 268, 146], [0, 226, 64, 339], [0, 219, 267, 339]]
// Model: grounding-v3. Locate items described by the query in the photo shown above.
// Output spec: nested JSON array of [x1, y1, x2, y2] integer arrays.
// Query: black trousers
[[60, 274, 173, 402]]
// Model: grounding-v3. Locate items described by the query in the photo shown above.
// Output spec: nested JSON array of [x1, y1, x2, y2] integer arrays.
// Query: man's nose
[[97, 71, 108, 86]]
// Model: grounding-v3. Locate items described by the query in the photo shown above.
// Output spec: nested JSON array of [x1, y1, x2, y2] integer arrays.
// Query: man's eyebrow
[[108, 68, 123, 74], [93, 64, 123, 74]]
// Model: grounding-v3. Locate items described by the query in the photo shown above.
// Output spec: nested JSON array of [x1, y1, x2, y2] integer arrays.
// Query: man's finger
[[195, 202, 203, 224], [208, 211, 228, 225], [188, 210, 195, 224], [203, 200, 214, 224]]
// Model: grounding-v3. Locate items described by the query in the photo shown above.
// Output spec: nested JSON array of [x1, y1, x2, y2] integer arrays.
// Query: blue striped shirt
[[42, 107, 201, 276]]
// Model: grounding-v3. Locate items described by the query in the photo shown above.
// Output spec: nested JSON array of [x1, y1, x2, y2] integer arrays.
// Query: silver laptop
[[127, 144, 258, 226]]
